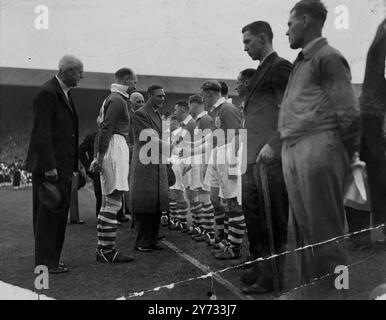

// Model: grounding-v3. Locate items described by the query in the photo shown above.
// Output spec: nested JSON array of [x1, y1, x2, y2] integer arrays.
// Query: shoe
[[180, 223, 189, 233], [212, 239, 229, 251], [170, 221, 181, 231], [188, 226, 202, 236], [151, 245, 164, 251], [187, 226, 196, 235], [59, 262, 67, 269], [96, 249, 134, 263], [241, 269, 259, 286], [134, 247, 153, 253], [195, 234, 208, 243], [158, 235, 166, 241], [205, 234, 216, 246], [208, 235, 223, 246], [49, 266, 69, 274], [241, 282, 272, 295], [70, 220, 85, 225], [376, 239, 386, 246], [215, 246, 242, 260], [350, 243, 373, 251]]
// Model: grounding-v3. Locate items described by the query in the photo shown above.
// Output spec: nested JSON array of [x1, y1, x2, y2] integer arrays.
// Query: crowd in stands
[[0, 160, 32, 189]]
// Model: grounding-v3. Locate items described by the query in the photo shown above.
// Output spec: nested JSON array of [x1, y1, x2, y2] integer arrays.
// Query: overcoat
[[129, 101, 169, 214], [26, 77, 79, 177]]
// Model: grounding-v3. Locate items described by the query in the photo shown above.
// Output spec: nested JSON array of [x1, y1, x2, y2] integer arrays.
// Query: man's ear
[[302, 14, 311, 28], [259, 33, 267, 45]]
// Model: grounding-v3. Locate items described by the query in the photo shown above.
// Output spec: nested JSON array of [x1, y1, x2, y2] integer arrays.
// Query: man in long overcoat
[[130, 85, 169, 252], [26, 55, 83, 273]]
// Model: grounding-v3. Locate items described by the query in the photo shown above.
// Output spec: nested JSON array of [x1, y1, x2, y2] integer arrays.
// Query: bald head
[[57, 55, 84, 88], [130, 92, 145, 111]]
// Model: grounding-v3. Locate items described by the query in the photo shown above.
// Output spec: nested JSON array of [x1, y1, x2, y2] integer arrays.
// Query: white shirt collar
[[259, 50, 275, 66], [55, 75, 70, 98], [196, 111, 208, 120], [182, 114, 193, 126], [212, 97, 226, 111]]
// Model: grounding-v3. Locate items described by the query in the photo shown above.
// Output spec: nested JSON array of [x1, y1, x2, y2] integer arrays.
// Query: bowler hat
[[38, 181, 68, 213]]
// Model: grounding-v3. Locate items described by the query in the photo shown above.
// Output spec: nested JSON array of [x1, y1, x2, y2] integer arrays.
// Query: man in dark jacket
[[358, 19, 386, 245], [79, 132, 102, 216], [240, 21, 292, 294], [130, 85, 170, 252], [26, 55, 83, 274]]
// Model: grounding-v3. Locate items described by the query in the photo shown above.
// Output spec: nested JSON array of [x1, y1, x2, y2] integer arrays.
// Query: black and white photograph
[[0, 0, 386, 305]]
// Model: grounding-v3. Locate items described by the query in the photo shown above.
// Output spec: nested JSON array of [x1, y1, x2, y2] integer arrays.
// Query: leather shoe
[[241, 269, 259, 286], [376, 239, 386, 246], [135, 247, 153, 253], [242, 282, 272, 295], [151, 245, 164, 251], [96, 249, 134, 263], [49, 266, 69, 274]]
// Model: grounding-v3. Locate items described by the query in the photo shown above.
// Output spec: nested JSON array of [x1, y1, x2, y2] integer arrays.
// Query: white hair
[[58, 55, 83, 72], [130, 92, 144, 102]]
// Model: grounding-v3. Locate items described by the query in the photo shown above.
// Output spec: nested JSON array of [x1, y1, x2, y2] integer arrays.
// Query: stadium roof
[[0, 67, 363, 97], [0, 67, 239, 96]]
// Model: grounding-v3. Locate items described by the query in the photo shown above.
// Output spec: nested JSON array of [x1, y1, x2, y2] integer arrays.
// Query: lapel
[[68, 92, 79, 126], [144, 101, 162, 134], [51, 77, 75, 117], [244, 52, 278, 112]]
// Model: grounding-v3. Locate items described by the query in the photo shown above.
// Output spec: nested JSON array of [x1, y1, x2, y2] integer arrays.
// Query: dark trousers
[[93, 173, 102, 217], [32, 173, 71, 268], [242, 162, 289, 288], [69, 173, 80, 222], [133, 213, 161, 248], [345, 207, 372, 246], [361, 113, 386, 226]]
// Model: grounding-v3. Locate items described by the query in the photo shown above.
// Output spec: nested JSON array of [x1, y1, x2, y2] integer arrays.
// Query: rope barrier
[[122, 223, 385, 299]]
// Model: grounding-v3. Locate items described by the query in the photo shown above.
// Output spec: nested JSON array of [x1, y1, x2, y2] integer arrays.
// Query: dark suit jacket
[[26, 77, 79, 178], [243, 52, 292, 164], [79, 132, 97, 175], [129, 101, 169, 214]]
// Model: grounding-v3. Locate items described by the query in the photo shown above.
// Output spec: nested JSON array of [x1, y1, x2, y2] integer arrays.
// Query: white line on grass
[[161, 240, 253, 301], [82, 185, 251, 300]]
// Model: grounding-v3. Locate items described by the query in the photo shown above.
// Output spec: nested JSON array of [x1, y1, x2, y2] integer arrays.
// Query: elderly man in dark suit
[[130, 85, 170, 252], [240, 21, 292, 294], [26, 55, 83, 274]]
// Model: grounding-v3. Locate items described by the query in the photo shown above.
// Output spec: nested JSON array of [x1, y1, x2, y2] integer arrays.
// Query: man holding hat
[[26, 55, 83, 274]]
